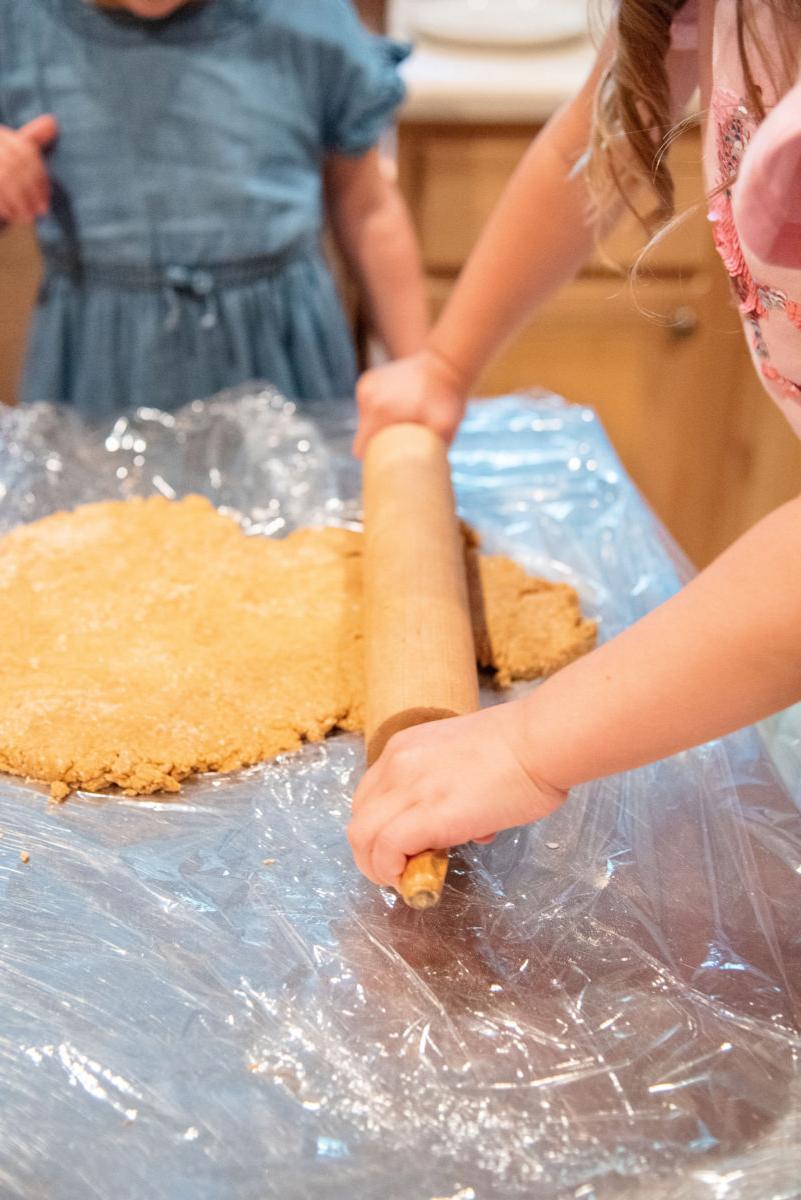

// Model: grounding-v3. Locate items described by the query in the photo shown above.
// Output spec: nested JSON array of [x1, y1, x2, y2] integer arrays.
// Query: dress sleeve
[[320, 4, 410, 155], [734, 80, 801, 270]]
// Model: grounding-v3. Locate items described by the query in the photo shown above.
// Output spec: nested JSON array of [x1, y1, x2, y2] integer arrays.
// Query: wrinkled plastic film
[[0, 387, 799, 1200]]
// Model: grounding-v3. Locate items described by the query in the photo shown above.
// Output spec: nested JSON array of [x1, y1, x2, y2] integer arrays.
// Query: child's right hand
[[0, 115, 59, 224], [353, 346, 469, 458], [348, 702, 567, 889]]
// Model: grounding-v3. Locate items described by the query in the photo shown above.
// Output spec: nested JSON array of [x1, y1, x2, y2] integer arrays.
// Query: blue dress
[[0, 0, 408, 416]]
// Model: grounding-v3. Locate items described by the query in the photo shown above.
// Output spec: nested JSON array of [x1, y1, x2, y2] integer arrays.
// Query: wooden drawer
[[399, 123, 708, 277]]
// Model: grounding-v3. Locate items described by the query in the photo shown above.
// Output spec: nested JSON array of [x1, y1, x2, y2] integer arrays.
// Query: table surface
[[0, 390, 798, 1200]]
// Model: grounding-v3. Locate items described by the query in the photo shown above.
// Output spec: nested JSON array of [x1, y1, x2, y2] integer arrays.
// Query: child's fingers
[[351, 747, 399, 816], [12, 168, 45, 220], [16, 143, 50, 215], [0, 134, 28, 218], [17, 116, 58, 214], [353, 373, 405, 459], [351, 763, 380, 817], [427, 402, 462, 446], [352, 723, 431, 818], [18, 114, 59, 151], [0, 177, 28, 223], [352, 408, 386, 460], [348, 788, 416, 885], [0, 133, 48, 219], [370, 807, 446, 888]]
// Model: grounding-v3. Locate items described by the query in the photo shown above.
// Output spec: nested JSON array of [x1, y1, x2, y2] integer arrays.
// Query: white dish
[[409, 0, 588, 50]]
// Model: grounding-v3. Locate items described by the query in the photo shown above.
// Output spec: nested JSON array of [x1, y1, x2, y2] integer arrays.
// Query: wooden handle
[[363, 423, 479, 909]]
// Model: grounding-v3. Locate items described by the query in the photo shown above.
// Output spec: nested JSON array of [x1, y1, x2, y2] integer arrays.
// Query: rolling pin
[[363, 422, 480, 910]]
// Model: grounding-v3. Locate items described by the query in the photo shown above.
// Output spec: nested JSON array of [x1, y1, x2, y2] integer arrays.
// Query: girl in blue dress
[[0, 0, 427, 417]]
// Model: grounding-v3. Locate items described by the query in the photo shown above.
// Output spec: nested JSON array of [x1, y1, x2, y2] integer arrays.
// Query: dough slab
[[0, 496, 596, 797]]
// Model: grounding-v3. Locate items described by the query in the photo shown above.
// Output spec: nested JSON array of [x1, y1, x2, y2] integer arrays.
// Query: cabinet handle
[[669, 305, 699, 340]]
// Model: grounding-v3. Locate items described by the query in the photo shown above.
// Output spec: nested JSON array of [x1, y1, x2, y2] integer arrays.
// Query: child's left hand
[[348, 702, 566, 888]]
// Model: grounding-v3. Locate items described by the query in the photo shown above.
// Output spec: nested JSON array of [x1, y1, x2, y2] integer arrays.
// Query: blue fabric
[[0, 0, 409, 416]]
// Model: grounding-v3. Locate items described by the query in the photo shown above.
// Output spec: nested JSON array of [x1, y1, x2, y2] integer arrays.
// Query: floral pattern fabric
[[708, 87, 801, 402]]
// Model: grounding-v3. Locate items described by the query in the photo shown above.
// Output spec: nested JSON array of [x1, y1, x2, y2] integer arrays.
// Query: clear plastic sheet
[[0, 387, 799, 1200]]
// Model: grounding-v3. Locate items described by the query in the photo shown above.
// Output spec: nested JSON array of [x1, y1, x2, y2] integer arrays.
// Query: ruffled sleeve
[[734, 80, 801, 270], [321, 20, 410, 156]]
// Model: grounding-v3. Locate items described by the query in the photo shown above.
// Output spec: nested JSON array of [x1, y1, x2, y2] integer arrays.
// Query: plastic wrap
[[0, 387, 799, 1200]]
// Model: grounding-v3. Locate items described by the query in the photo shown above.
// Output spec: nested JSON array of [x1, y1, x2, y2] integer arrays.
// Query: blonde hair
[[589, 0, 801, 237]]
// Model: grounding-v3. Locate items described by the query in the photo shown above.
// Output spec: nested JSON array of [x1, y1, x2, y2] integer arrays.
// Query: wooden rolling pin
[[363, 423, 480, 910]]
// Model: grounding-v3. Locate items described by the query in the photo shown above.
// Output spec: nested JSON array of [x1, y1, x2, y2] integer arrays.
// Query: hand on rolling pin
[[0, 115, 59, 224], [353, 345, 468, 459], [348, 703, 565, 889]]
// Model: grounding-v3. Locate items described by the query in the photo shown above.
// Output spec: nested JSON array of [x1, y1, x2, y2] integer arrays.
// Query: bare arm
[[349, 497, 801, 887], [351, 48, 614, 452], [325, 147, 429, 359], [427, 52, 612, 391], [521, 495, 801, 789]]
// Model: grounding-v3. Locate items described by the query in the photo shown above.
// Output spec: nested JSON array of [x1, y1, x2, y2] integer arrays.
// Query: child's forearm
[[426, 53, 614, 390], [347, 184, 429, 358], [517, 497, 801, 791], [327, 149, 428, 358]]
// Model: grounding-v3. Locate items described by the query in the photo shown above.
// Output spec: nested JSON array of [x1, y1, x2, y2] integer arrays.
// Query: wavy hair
[[589, 0, 800, 236]]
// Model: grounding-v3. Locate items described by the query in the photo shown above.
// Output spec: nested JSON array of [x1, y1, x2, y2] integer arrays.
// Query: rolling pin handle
[[400, 849, 449, 911]]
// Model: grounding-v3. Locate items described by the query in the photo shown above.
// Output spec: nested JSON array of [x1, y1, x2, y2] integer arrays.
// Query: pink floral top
[[671, 0, 801, 435]]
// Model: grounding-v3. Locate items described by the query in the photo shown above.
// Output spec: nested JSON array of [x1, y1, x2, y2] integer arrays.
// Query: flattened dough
[[471, 554, 598, 688], [0, 496, 596, 797]]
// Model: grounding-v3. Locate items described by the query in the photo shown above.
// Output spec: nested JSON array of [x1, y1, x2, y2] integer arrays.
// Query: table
[[0, 389, 798, 1200]]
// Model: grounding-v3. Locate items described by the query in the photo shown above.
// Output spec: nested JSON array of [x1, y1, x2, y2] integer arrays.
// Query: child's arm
[[348, 496, 801, 887], [325, 147, 429, 359], [0, 115, 58, 223], [351, 49, 612, 455]]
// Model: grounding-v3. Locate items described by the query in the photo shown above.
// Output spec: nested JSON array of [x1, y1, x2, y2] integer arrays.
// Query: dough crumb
[[20, 850, 29, 864]]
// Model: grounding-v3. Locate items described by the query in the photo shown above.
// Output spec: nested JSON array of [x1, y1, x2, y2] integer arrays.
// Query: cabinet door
[[399, 123, 708, 276], [429, 265, 747, 567], [0, 226, 41, 407], [714, 360, 801, 548]]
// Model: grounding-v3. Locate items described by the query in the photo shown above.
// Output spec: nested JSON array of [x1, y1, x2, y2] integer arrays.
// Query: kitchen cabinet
[[0, 225, 40, 409], [355, 0, 386, 32], [398, 119, 801, 565]]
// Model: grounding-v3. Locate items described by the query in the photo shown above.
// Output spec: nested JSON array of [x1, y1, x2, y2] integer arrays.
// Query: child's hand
[[0, 115, 59, 224], [353, 346, 468, 458], [348, 702, 566, 888]]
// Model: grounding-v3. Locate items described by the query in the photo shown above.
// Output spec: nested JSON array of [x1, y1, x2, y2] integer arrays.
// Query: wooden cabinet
[[355, 0, 386, 32], [399, 120, 801, 566], [0, 225, 41, 409]]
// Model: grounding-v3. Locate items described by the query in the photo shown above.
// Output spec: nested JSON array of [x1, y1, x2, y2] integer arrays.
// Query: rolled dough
[[0, 496, 596, 797]]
